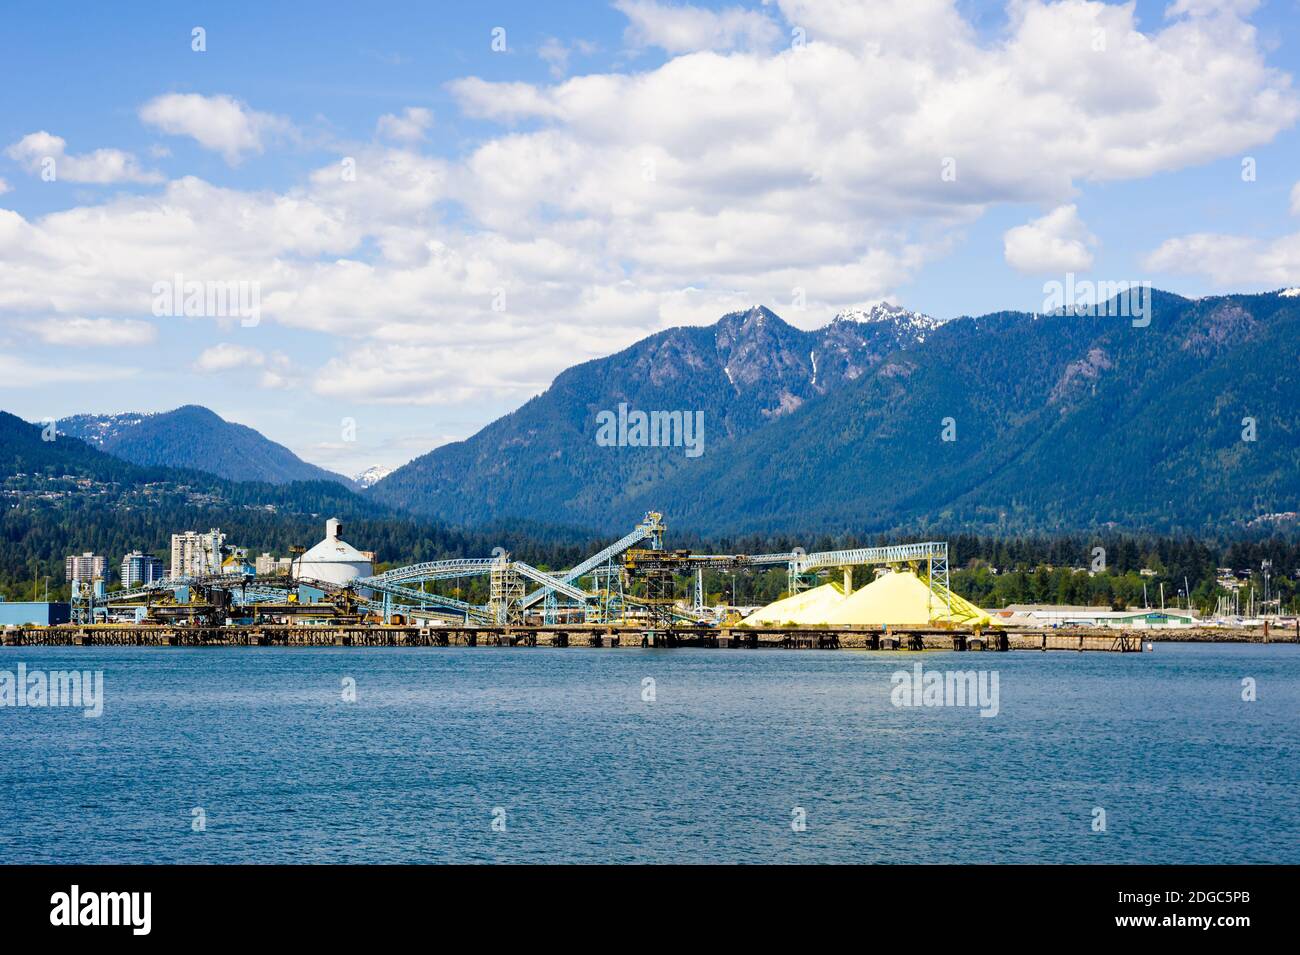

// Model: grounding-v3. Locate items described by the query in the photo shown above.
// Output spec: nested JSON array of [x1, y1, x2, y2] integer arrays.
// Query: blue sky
[[1, 0, 1298, 477]]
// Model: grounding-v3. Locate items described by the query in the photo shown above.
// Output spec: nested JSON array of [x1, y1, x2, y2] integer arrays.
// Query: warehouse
[[993, 605, 1197, 628], [0, 600, 71, 627]]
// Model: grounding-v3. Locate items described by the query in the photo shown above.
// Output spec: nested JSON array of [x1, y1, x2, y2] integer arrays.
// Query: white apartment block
[[65, 552, 107, 582], [170, 529, 226, 578]]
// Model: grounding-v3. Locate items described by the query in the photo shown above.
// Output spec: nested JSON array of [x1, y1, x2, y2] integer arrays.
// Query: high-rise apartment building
[[121, 551, 165, 587], [170, 529, 225, 578], [65, 552, 107, 583]]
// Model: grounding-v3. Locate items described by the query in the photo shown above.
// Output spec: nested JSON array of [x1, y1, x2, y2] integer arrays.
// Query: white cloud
[[1165, 0, 1261, 18], [0, 177, 9, 195], [5, 132, 161, 184], [139, 94, 289, 164], [1144, 232, 1300, 286], [194, 342, 299, 389], [538, 37, 598, 79], [26, 316, 157, 347], [0, 0, 1296, 409], [1004, 205, 1098, 274], [615, 0, 782, 53], [0, 354, 136, 386], [1157, 178, 1300, 285], [194, 343, 266, 372], [376, 107, 433, 143]]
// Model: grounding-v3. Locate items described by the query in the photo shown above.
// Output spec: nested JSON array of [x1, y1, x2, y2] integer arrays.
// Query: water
[[0, 643, 1296, 864]]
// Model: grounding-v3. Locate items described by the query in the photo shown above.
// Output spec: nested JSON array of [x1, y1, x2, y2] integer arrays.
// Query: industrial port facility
[[0, 511, 1163, 652]]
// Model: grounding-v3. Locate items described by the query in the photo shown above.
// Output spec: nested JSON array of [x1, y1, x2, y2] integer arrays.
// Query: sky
[[1, 0, 1298, 478]]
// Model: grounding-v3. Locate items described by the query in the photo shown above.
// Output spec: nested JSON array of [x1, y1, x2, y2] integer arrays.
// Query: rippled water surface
[[1, 643, 1295, 863]]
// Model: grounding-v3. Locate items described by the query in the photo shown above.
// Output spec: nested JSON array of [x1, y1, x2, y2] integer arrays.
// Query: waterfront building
[[292, 518, 372, 586], [0, 599, 71, 627], [994, 604, 1197, 628]]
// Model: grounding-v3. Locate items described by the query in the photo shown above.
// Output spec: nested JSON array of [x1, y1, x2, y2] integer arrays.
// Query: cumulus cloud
[[194, 342, 265, 372], [1144, 232, 1300, 286], [194, 342, 299, 388], [376, 107, 433, 143], [139, 93, 289, 164], [1143, 166, 1300, 286], [1, 0, 1296, 408], [5, 132, 161, 184], [1004, 205, 1098, 274], [26, 317, 157, 347], [615, 1, 781, 53]]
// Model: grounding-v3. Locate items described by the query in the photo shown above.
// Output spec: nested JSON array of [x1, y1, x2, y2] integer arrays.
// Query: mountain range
[[7, 291, 1298, 538], [368, 301, 946, 529], [369, 291, 1300, 536]]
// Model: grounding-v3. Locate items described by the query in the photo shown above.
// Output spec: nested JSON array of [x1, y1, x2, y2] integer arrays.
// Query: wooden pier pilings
[[2, 623, 1145, 651]]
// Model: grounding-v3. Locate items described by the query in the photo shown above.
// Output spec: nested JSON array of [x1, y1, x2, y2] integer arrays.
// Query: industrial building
[[292, 519, 373, 586], [0, 599, 71, 627], [993, 605, 1197, 628], [221, 552, 256, 576]]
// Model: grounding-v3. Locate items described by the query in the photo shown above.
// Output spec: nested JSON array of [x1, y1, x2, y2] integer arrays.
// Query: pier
[[1, 623, 1145, 651]]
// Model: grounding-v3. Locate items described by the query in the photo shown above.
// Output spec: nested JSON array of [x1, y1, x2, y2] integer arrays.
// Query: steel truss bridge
[[78, 511, 953, 629]]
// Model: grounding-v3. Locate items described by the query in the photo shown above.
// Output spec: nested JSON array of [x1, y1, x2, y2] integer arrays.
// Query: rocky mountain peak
[[354, 465, 393, 488], [832, 301, 941, 332]]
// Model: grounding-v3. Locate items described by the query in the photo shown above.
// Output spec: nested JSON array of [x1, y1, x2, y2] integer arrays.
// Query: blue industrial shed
[[0, 601, 72, 626]]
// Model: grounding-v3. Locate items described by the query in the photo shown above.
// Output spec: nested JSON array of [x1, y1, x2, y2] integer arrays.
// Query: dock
[[1, 623, 1146, 651]]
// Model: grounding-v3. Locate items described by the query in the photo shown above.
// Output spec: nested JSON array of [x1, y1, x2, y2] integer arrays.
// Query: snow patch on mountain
[[832, 301, 942, 332], [354, 465, 393, 488], [57, 412, 147, 447]]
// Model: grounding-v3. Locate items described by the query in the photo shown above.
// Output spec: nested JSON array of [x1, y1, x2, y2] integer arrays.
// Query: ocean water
[[0, 643, 1295, 864]]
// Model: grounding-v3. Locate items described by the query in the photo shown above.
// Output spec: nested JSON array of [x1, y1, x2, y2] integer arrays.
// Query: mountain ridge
[[371, 289, 1299, 536], [368, 301, 942, 523], [57, 405, 358, 490]]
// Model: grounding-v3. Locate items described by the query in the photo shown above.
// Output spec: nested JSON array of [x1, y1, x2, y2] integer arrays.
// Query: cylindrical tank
[[292, 518, 373, 587]]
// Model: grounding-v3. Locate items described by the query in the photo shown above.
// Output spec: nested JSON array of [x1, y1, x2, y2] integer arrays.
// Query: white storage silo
[[292, 518, 372, 587]]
